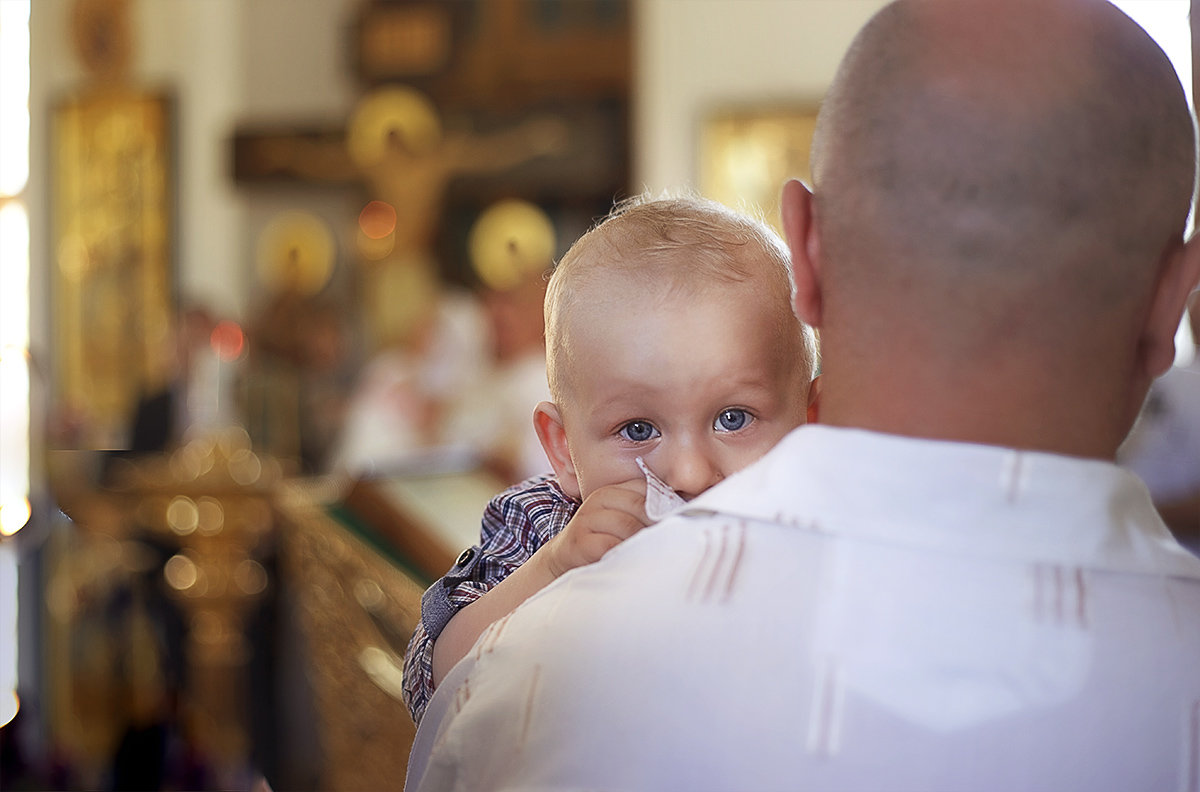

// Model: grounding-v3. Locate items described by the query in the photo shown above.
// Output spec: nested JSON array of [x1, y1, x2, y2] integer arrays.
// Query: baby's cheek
[[575, 457, 638, 500]]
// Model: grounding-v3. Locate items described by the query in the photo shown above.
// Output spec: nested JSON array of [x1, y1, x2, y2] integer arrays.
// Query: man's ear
[[533, 401, 581, 499], [781, 178, 823, 328], [1142, 233, 1200, 379], [806, 374, 822, 424]]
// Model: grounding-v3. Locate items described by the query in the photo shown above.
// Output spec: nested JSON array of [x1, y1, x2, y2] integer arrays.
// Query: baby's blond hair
[[544, 192, 818, 403]]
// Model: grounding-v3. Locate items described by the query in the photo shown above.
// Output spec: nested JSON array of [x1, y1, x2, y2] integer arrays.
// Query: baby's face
[[557, 281, 810, 502]]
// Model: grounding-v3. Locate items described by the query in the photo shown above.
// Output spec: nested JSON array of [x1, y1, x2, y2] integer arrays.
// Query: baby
[[402, 194, 820, 722]]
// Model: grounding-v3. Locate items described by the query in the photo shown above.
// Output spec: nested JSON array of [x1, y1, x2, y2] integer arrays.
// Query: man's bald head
[[812, 0, 1195, 348], [789, 0, 1200, 457]]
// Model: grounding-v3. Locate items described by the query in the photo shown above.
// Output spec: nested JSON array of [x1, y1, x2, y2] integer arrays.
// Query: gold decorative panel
[[276, 480, 426, 790], [700, 106, 819, 236], [52, 89, 173, 449]]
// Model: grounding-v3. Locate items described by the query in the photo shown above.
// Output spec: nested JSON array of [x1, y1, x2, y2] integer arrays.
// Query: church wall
[[633, 0, 888, 193]]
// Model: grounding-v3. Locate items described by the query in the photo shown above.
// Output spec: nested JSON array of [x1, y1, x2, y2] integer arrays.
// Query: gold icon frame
[[699, 104, 819, 236], [51, 89, 174, 449]]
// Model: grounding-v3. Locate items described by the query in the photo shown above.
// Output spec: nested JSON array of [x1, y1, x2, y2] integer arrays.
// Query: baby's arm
[[403, 479, 560, 723], [430, 478, 650, 687]]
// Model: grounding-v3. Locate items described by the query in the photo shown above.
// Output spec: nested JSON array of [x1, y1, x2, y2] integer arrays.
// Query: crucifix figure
[[237, 86, 566, 349]]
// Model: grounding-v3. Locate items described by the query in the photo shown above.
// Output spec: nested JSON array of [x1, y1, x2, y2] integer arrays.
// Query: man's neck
[[815, 360, 1128, 461]]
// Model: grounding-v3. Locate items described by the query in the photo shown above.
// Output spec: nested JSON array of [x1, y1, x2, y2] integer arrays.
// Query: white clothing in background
[[1120, 359, 1200, 501]]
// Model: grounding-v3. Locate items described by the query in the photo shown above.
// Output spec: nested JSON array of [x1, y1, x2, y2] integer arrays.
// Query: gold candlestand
[[106, 427, 280, 784]]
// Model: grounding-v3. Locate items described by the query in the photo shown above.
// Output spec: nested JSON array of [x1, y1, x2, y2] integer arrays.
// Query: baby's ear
[[533, 401, 581, 499], [806, 375, 822, 424]]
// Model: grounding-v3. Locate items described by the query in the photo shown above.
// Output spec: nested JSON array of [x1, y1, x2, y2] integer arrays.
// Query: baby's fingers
[[583, 481, 652, 529], [544, 510, 641, 576], [584, 501, 649, 542]]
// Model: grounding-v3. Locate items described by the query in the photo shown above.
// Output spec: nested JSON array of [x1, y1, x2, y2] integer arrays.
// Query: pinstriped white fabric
[[408, 426, 1200, 792]]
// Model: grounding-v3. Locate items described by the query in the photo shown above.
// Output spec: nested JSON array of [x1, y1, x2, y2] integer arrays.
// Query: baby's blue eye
[[715, 409, 750, 432], [619, 421, 659, 443]]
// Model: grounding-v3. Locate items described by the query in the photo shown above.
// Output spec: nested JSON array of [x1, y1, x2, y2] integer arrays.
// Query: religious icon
[[700, 106, 819, 235], [51, 90, 173, 448]]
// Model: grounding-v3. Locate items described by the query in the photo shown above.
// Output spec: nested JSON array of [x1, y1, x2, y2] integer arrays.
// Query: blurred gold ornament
[[347, 86, 441, 169], [256, 210, 335, 296], [468, 199, 556, 291], [166, 496, 199, 536]]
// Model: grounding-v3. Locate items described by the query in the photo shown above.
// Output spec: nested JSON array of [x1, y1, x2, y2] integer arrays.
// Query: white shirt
[[407, 426, 1200, 792]]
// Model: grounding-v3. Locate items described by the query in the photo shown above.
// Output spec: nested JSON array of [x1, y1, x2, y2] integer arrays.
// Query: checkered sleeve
[[402, 475, 577, 723]]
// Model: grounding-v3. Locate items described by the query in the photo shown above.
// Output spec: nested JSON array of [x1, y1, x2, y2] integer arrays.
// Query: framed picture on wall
[[699, 105, 819, 235], [52, 89, 174, 449]]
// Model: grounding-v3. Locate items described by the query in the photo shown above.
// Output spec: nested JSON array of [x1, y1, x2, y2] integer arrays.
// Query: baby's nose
[[664, 446, 723, 500]]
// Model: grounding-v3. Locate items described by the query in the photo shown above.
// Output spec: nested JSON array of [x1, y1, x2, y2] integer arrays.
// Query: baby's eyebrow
[[716, 384, 789, 405]]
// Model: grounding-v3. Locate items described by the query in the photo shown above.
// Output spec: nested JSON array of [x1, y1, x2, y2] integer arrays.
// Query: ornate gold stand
[[274, 478, 424, 791], [105, 428, 280, 783], [48, 428, 437, 788]]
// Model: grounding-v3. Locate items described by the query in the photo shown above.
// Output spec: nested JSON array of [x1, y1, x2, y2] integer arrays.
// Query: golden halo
[[468, 200, 556, 291], [347, 86, 442, 169], [255, 211, 335, 296]]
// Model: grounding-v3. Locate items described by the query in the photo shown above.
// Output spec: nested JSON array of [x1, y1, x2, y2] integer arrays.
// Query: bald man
[[405, 1, 1200, 789]]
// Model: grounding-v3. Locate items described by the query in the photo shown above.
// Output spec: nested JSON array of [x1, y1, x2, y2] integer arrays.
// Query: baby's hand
[[541, 478, 650, 579]]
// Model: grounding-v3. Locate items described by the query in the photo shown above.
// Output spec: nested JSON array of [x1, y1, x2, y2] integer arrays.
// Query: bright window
[[0, 0, 30, 730]]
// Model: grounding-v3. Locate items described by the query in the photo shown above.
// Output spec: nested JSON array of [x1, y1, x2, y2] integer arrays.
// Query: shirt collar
[[688, 424, 1200, 579]]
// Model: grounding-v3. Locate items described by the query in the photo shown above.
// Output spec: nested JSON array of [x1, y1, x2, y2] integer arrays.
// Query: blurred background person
[[1120, 289, 1200, 552]]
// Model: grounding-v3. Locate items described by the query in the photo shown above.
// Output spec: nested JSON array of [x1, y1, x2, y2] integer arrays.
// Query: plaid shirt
[[402, 474, 578, 723]]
